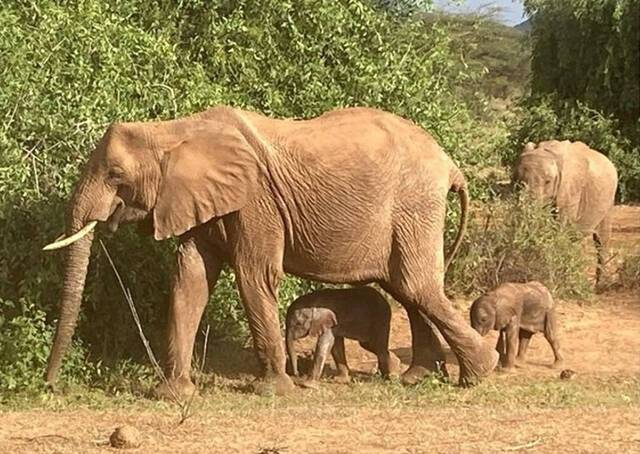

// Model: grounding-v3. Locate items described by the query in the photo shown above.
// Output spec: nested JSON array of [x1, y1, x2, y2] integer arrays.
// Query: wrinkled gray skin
[[285, 287, 401, 384], [470, 282, 564, 370], [513, 140, 618, 285]]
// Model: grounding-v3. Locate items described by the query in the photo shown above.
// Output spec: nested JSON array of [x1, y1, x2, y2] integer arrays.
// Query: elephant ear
[[153, 122, 259, 240], [309, 310, 337, 337]]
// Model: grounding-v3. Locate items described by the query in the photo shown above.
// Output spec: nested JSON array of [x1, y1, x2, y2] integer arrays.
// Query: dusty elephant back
[[231, 107, 461, 282]]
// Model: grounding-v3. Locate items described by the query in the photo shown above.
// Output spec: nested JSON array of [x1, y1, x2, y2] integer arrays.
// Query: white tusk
[[42, 221, 98, 251]]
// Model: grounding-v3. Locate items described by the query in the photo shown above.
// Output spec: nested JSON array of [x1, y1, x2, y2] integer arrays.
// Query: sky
[[433, 0, 527, 26]]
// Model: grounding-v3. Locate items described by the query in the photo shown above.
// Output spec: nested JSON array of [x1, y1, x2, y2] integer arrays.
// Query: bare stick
[[179, 324, 210, 425], [99, 240, 182, 405], [504, 438, 542, 451]]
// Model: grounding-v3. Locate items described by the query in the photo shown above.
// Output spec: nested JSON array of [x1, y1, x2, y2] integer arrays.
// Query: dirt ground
[[1, 206, 638, 453]]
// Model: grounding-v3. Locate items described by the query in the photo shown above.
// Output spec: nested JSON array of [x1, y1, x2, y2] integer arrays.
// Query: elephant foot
[[385, 353, 402, 379], [498, 365, 516, 374], [332, 374, 351, 384], [457, 341, 499, 387], [551, 359, 565, 370], [514, 359, 527, 369], [154, 377, 197, 402], [298, 379, 320, 390], [400, 365, 431, 385], [252, 373, 295, 396]]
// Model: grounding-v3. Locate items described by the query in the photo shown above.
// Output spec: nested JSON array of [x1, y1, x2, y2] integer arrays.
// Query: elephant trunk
[[45, 229, 94, 387], [45, 178, 101, 387], [286, 325, 298, 377]]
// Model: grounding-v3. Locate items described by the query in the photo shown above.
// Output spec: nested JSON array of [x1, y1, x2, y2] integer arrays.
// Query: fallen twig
[[11, 434, 71, 442], [504, 438, 542, 451]]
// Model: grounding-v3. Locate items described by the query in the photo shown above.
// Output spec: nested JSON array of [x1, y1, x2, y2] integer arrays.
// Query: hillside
[[427, 13, 531, 114]]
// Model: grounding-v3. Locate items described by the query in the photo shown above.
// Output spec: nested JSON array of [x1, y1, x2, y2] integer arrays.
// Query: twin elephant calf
[[286, 281, 563, 386]]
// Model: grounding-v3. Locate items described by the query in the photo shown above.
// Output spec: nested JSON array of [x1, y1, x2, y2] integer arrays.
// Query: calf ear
[[309, 311, 337, 337]]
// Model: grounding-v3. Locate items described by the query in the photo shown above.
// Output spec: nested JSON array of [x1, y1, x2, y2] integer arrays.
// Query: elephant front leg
[[594, 213, 612, 289], [156, 236, 221, 401], [236, 264, 294, 396]]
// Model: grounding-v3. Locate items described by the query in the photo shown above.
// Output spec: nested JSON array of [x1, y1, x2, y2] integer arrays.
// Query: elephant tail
[[444, 169, 469, 272]]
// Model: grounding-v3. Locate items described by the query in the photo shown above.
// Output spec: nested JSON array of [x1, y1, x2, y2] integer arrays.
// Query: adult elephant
[[43, 106, 498, 397], [513, 140, 618, 285]]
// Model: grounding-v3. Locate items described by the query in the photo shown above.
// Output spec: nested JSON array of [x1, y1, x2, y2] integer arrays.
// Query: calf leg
[[309, 330, 336, 381], [544, 310, 564, 368], [331, 336, 350, 383], [502, 320, 519, 370], [496, 330, 506, 365], [517, 329, 533, 364]]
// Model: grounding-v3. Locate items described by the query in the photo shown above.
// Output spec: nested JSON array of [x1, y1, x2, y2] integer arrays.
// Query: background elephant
[[43, 105, 498, 397], [285, 286, 401, 384], [513, 140, 618, 285], [470, 281, 563, 370]]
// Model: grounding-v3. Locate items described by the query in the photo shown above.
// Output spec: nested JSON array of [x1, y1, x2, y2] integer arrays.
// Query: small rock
[[109, 425, 141, 449], [559, 369, 577, 380]]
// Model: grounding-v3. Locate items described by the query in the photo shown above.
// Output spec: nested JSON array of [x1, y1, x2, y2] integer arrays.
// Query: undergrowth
[[446, 194, 592, 299]]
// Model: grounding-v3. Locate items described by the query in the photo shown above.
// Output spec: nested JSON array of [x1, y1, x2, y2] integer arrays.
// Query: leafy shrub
[[0, 299, 91, 393], [617, 254, 640, 289], [506, 97, 640, 202], [524, 0, 639, 133], [446, 194, 592, 299]]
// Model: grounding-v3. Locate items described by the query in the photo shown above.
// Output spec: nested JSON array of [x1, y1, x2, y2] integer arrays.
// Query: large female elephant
[[513, 140, 618, 284], [43, 106, 498, 397]]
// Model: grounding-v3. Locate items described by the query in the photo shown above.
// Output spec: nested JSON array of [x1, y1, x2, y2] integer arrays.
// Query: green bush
[[505, 97, 640, 202], [0, 299, 91, 393], [617, 254, 640, 290], [524, 0, 639, 133], [446, 194, 592, 299]]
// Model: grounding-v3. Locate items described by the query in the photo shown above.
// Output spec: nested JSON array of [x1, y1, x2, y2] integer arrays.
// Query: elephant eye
[[107, 167, 124, 184]]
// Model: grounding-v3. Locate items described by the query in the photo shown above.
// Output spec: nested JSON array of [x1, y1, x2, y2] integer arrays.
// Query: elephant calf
[[469, 282, 563, 370], [285, 287, 401, 384]]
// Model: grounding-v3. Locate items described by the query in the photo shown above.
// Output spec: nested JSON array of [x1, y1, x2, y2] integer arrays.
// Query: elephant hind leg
[[384, 277, 497, 386], [381, 291, 449, 384]]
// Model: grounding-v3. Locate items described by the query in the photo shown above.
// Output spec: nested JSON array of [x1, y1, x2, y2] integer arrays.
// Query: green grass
[[2, 374, 637, 415]]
